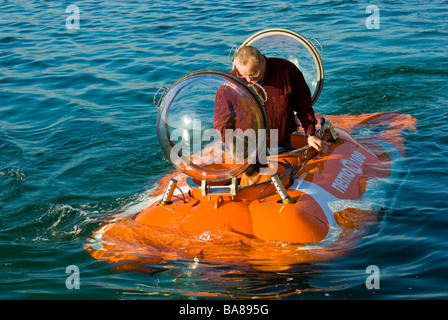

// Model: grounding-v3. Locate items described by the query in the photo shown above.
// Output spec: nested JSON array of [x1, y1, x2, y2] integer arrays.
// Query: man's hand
[[308, 135, 322, 152]]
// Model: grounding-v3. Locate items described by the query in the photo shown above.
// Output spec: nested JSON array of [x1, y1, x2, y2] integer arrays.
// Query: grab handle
[[153, 87, 168, 108], [249, 82, 268, 103]]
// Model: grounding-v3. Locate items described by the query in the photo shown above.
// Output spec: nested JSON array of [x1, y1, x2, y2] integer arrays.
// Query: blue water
[[1, 0, 447, 300]]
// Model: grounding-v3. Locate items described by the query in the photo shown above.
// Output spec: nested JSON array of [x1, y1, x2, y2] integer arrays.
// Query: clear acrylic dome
[[156, 70, 268, 182], [238, 28, 324, 105]]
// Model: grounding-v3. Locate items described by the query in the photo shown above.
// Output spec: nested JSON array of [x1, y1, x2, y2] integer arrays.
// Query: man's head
[[233, 46, 265, 84]]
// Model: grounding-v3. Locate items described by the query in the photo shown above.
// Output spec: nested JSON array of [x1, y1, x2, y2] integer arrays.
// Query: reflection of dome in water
[[156, 70, 267, 182]]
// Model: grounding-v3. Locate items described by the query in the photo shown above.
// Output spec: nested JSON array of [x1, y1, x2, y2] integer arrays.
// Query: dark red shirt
[[231, 57, 317, 144]]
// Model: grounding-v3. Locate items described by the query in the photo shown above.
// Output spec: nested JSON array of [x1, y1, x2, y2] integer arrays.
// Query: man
[[230, 46, 322, 152]]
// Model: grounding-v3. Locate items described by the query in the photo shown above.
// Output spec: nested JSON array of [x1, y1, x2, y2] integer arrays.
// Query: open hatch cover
[[236, 28, 324, 106], [156, 70, 268, 182]]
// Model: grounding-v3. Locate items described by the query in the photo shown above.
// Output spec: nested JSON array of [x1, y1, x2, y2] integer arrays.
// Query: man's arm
[[290, 64, 322, 151]]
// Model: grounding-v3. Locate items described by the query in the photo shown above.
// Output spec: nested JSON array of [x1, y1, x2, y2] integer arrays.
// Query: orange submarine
[[85, 29, 416, 272]]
